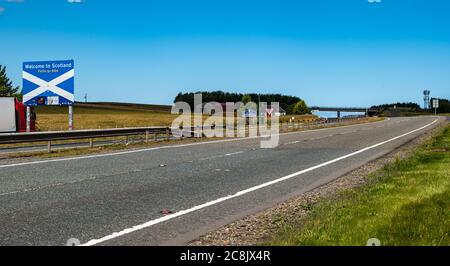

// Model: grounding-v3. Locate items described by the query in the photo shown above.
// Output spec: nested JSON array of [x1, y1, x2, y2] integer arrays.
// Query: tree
[[0, 65, 21, 99], [242, 94, 252, 105], [174, 91, 303, 113], [292, 100, 309, 115]]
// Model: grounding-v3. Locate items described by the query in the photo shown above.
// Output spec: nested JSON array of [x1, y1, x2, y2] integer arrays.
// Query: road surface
[[0, 116, 445, 246]]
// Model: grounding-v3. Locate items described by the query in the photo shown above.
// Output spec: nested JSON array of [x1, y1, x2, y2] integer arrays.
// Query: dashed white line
[[199, 151, 245, 161], [225, 151, 245, 156], [81, 119, 437, 246], [0, 176, 98, 197]]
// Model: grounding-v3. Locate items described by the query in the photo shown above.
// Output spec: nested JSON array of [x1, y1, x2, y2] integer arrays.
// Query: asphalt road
[[0, 116, 445, 246]]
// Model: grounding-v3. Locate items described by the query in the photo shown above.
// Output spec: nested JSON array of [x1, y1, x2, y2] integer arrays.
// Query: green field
[[34, 102, 178, 131], [269, 124, 450, 246]]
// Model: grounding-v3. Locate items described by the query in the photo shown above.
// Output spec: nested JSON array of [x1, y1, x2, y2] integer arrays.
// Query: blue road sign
[[22, 60, 75, 106], [242, 108, 257, 118]]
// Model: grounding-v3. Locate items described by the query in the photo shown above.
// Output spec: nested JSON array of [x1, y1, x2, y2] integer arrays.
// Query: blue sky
[[1, 0, 449, 106]]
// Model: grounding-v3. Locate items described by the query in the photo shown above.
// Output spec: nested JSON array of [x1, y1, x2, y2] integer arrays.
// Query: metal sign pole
[[69, 105, 73, 131], [26, 106, 31, 132]]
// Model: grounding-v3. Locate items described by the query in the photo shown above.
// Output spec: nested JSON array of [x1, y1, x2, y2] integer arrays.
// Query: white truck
[[0, 97, 35, 133], [0, 97, 17, 133]]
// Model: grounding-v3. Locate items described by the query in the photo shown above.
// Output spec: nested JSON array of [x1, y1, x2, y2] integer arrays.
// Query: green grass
[[269, 125, 450, 246]]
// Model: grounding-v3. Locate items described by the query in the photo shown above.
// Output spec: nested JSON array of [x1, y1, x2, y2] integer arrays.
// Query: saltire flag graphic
[[22, 60, 75, 106]]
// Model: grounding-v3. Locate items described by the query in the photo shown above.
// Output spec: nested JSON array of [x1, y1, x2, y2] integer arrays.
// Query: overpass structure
[[310, 106, 379, 118]]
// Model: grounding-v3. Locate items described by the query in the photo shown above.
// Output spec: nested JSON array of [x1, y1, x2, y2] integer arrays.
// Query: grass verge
[[269, 124, 450, 246]]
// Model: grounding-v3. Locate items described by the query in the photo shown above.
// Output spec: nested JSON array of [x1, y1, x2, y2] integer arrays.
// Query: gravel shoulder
[[189, 121, 448, 246]]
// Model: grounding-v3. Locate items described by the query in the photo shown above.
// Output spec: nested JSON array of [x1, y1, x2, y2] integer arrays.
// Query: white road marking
[[199, 155, 219, 161], [0, 176, 98, 197], [225, 151, 245, 156], [0, 149, 248, 197], [0, 119, 390, 169], [199, 151, 245, 161], [81, 119, 438, 246], [285, 141, 301, 145]]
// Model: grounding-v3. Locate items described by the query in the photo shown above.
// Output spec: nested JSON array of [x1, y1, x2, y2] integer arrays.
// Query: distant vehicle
[[0, 97, 36, 133]]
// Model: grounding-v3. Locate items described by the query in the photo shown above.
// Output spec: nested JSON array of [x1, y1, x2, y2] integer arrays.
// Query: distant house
[[266, 106, 286, 117], [275, 106, 287, 116]]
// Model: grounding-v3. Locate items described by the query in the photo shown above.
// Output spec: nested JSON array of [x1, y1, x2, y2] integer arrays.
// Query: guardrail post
[[89, 138, 94, 148], [68, 105, 74, 131], [125, 135, 129, 145], [145, 130, 149, 143], [154, 132, 158, 142], [166, 128, 170, 140], [47, 141, 52, 153]]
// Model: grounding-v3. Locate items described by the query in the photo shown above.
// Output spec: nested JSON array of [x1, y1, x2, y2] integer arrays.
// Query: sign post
[[22, 60, 75, 130], [68, 105, 74, 131], [26, 106, 31, 132], [433, 99, 439, 115]]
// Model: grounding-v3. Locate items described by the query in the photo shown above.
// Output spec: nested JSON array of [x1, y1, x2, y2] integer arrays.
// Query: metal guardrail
[[279, 117, 365, 129], [0, 117, 367, 153], [0, 127, 170, 146]]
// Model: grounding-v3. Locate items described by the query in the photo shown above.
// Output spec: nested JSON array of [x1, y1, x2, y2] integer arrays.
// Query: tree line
[[370, 102, 422, 111], [0, 65, 21, 100], [174, 91, 310, 115], [370, 100, 450, 114]]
